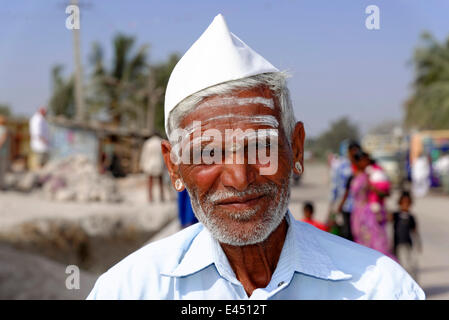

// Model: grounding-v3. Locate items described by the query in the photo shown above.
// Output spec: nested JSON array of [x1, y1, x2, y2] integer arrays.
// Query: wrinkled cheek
[[254, 151, 291, 184], [183, 165, 222, 196]]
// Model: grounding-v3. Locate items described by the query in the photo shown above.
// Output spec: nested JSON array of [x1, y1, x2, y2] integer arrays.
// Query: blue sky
[[1, 0, 449, 137]]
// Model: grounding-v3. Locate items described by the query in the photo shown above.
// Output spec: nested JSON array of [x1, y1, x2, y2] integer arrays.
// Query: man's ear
[[291, 121, 305, 174], [161, 140, 185, 191]]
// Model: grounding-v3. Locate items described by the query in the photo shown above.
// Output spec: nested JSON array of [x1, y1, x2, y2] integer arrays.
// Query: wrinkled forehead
[[179, 88, 281, 133]]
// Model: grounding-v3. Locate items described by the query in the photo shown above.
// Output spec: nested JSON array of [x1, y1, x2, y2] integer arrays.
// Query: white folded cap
[[164, 14, 279, 134]]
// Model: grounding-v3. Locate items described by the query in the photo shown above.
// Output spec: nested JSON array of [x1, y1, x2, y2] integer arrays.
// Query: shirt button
[[278, 281, 285, 287]]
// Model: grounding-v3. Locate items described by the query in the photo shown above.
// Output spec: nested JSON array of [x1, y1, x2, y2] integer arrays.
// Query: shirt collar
[[283, 211, 352, 281], [163, 211, 352, 282], [161, 224, 216, 278]]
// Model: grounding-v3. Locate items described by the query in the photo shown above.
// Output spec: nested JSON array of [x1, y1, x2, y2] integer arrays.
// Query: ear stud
[[175, 179, 184, 191], [295, 162, 303, 174]]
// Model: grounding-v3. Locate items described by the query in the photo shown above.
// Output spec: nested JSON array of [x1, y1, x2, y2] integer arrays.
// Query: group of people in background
[[301, 141, 422, 281]]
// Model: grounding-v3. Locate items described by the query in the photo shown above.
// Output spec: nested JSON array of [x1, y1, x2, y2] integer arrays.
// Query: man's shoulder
[[110, 222, 203, 273], [295, 220, 385, 266], [87, 223, 204, 299]]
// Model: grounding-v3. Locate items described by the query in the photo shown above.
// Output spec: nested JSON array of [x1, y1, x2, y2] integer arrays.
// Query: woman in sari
[[350, 152, 396, 260]]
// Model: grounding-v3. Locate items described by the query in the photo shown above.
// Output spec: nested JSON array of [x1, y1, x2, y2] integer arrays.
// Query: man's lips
[[214, 194, 265, 207]]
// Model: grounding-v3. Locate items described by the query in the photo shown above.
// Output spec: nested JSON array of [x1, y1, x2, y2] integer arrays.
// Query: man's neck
[[219, 218, 288, 297]]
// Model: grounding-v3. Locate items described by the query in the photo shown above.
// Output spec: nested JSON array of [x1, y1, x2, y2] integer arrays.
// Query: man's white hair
[[166, 72, 297, 144]]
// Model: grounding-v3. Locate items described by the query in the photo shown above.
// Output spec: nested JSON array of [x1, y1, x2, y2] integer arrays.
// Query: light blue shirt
[[87, 211, 425, 300]]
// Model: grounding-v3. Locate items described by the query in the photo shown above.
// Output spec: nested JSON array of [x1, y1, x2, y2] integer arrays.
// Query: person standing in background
[[140, 134, 165, 202], [103, 135, 125, 178], [411, 152, 430, 197], [29, 107, 50, 169], [0, 115, 10, 190], [390, 191, 422, 281], [350, 151, 395, 260], [329, 141, 361, 240], [366, 157, 391, 231]]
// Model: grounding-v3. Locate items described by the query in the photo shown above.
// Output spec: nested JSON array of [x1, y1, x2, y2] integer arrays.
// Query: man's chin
[[189, 185, 291, 246], [201, 208, 285, 246]]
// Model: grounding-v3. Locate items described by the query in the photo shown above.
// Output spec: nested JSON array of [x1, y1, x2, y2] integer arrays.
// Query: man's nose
[[220, 162, 256, 192]]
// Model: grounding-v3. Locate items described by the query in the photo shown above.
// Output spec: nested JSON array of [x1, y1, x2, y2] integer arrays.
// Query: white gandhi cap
[[164, 14, 279, 135]]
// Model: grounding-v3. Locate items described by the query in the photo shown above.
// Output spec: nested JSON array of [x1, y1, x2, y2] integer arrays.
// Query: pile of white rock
[[38, 155, 122, 203]]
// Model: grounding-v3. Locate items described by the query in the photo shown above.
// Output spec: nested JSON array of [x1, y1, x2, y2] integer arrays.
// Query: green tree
[[151, 53, 180, 135], [309, 117, 359, 159], [0, 104, 11, 117], [48, 65, 75, 118], [88, 34, 149, 127], [49, 33, 179, 133], [405, 32, 449, 129]]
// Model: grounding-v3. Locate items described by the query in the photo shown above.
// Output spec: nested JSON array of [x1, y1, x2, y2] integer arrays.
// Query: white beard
[[187, 174, 291, 246]]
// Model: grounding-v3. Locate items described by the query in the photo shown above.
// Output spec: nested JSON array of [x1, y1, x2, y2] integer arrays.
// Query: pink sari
[[350, 172, 395, 259]]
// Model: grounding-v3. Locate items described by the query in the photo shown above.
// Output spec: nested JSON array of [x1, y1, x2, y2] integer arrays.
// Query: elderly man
[[87, 14, 424, 300]]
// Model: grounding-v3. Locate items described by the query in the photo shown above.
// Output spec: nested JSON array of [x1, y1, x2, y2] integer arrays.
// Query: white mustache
[[207, 183, 277, 204]]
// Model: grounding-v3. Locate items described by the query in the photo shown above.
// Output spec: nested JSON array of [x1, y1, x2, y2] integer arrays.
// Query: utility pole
[[71, 0, 86, 122]]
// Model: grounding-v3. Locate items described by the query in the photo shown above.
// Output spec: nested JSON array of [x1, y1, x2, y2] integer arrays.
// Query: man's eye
[[201, 147, 214, 156], [201, 145, 217, 156]]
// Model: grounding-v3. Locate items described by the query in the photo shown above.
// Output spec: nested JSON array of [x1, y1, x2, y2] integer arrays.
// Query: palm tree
[[89, 34, 149, 128], [149, 53, 180, 135], [49, 65, 75, 118], [0, 104, 11, 117], [405, 32, 449, 130]]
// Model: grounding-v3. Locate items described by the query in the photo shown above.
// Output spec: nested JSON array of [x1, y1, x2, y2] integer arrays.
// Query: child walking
[[391, 191, 422, 281]]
